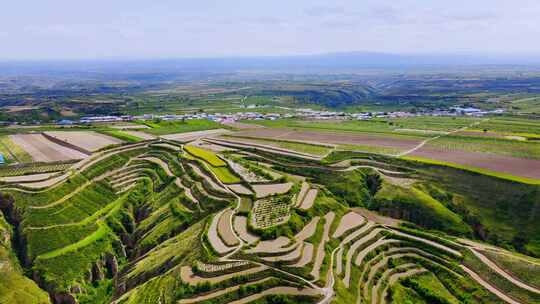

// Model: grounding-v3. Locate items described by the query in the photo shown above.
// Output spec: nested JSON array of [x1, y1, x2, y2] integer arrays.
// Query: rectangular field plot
[[122, 130, 157, 140], [252, 183, 293, 199], [43, 131, 123, 152], [243, 117, 480, 133], [98, 130, 145, 143], [0, 162, 74, 177], [222, 135, 333, 157], [231, 128, 423, 154], [9, 134, 88, 162], [141, 119, 223, 136], [475, 117, 540, 136], [408, 148, 540, 180], [426, 135, 540, 160], [160, 128, 230, 142]]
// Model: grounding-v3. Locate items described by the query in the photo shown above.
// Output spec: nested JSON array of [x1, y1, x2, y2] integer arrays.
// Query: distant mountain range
[[2, 51, 540, 77]]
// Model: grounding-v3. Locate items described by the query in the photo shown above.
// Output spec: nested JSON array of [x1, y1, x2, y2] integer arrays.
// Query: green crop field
[[481, 249, 540, 289], [395, 272, 461, 304], [463, 250, 540, 304], [0, 135, 33, 163], [507, 96, 540, 114], [476, 117, 540, 135], [0, 136, 15, 163], [140, 119, 222, 135], [336, 144, 401, 155], [207, 165, 241, 184], [243, 116, 481, 134], [184, 145, 226, 166], [100, 130, 144, 143]]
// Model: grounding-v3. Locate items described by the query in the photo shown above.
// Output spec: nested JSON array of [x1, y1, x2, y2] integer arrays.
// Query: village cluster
[[56, 105, 505, 125]]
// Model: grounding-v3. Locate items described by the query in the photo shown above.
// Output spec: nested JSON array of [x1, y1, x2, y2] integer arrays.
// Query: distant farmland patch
[[140, 119, 222, 135], [408, 148, 540, 181], [99, 130, 146, 143], [243, 116, 481, 133], [160, 128, 230, 143], [232, 128, 422, 154], [223, 135, 333, 157], [427, 135, 540, 160]]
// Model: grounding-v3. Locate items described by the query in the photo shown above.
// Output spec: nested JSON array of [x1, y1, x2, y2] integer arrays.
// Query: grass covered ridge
[[0, 214, 51, 304], [372, 182, 471, 235]]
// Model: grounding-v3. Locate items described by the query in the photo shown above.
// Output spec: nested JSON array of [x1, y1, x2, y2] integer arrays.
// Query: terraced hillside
[[0, 134, 539, 304]]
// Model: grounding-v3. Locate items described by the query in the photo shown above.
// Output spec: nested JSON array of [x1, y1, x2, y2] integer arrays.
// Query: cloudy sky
[[1, 0, 540, 60]]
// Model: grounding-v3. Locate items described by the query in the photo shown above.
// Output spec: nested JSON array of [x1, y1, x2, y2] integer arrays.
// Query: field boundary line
[[469, 248, 540, 294], [396, 119, 488, 157], [461, 265, 523, 304]]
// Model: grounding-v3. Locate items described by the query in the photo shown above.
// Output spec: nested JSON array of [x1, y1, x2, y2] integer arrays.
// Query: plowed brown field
[[411, 147, 540, 179], [232, 128, 421, 151], [44, 131, 123, 152], [10, 134, 88, 162]]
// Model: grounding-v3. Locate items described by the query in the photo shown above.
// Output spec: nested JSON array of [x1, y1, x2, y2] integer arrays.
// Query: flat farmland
[[243, 116, 481, 133], [456, 130, 511, 139], [223, 121, 265, 130], [140, 119, 222, 135], [476, 117, 540, 136], [9, 134, 88, 162], [232, 128, 423, 153], [43, 131, 123, 152], [122, 130, 156, 140], [427, 135, 540, 160], [109, 124, 150, 130], [409, 147, 540, 180], [221, 135, 333, 157], [160, 129, 230, 143]]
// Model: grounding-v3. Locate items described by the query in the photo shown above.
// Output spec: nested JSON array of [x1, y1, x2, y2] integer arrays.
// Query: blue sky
[[1, 0, 540, 59]]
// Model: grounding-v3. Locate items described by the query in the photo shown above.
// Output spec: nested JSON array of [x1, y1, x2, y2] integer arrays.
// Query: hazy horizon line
[[2, 50, 540, 63]]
